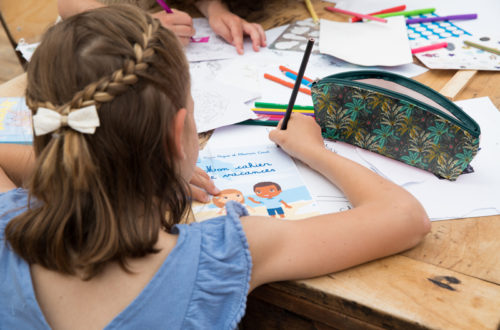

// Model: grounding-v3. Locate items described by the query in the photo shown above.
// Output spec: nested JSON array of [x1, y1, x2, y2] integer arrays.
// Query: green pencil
[[375, 8, 435, 18], [464, 40, 500, 56], [254, 102, 314, 110]]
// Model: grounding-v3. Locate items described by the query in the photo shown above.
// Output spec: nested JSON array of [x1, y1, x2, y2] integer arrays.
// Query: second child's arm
[[242, 114, 430, 291], [57, 0, 195, 46], [0, 144, 35, 192]]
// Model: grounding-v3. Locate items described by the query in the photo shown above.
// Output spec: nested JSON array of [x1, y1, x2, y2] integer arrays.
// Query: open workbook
[[192, 143, 319, 221]]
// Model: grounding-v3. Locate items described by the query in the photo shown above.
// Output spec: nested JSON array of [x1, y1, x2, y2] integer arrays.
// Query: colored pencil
[[325, 6, 388, 23], [304, 0, 319, 23], [406, 14, 477, 24], [282, 38, 315, 130], [255, 111, 315, 117], [374, 8, 435, 18], [284, 71, 312, 87], [156, 0, 173, 13], [264, 73, 311, 95], [252, 108, 314, 114], [351, 5, 406, 22], [464, 40, 500, 56], [279, 66, 314, 83], [411, 42, 448, 54], [255, 102, 314, 110]]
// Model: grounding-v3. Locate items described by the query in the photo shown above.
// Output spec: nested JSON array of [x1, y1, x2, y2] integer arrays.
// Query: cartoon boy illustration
[[212, 189, 254, 214], [248, 181, 291, 218]]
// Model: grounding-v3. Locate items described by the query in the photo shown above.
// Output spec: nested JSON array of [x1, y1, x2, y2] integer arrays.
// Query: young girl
[[0, 5, 430, 329], [57, 0, 266, 53]]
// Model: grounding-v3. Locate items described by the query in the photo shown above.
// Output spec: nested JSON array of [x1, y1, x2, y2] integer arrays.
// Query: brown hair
[[253, 181, 281, 191], [212, 189, 244, 208], [5, 5, 191, 280]]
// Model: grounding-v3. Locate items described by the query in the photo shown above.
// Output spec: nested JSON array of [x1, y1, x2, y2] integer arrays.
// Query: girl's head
[[212, 189, 245, 208], [6, 5, 197, 279]]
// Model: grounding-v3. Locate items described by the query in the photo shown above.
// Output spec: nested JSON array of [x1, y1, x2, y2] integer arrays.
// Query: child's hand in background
[[197, 0, 266, 54], [152, 9, 195, 46]]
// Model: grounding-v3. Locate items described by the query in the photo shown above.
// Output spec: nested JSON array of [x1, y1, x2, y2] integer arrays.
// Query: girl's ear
[[173, 108, 188, 159]]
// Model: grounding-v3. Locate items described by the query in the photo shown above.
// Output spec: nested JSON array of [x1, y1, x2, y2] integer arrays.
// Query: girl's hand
[[189, 166, 220, 203], [152, 9, 195, 46], [209, 12, 266, 54], [197, 0, 266, 54], [269, 114, 326, 163]]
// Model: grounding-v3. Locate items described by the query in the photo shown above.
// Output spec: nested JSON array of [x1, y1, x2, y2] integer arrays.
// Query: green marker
[[254, 102, 314, 110], [239, 119, 279, 127], [375, 8, 435, 18]]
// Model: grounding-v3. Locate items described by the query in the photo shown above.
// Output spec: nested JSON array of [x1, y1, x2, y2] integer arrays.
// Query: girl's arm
[[194, 0, 266, 54], [57, 0, 104, 19], [0, 144, 35, 192], [242, 114, 431, 291], [57, 0, 195, 46]]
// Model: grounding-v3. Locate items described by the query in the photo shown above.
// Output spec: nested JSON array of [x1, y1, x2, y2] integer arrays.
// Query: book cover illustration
[[192, 144, 320, 221], [0, 97, 33, 144]]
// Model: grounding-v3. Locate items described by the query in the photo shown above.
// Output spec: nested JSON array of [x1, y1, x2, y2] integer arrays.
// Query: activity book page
[[0, 97, 32, 144], [192, 144, 320, 221]]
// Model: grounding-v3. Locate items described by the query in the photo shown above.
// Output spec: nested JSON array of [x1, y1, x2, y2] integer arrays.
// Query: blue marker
[[284, 71, 312, 88]]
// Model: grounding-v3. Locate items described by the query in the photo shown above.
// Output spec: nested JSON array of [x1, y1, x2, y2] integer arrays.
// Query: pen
[[156, 0, 201, 42], [255, 111, 315, 117], [325, 6, 388, 23], [281, 38, 315, 130], [304, 0, 319, 24], [464, 40, 500, 56], [279, 66, 314, 83], [255, 102, 314, 110], [351, 5, 406, 22], [156, 0, 173, 13], [374, 8, 436, 18], [411, 42, 448, 54], [284, 71, 312, 87], [264, 74, 312, 95]]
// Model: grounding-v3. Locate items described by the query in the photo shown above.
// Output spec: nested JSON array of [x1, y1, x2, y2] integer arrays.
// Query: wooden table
[[240, 2, 500, 329], [1, 1, 499, 328]]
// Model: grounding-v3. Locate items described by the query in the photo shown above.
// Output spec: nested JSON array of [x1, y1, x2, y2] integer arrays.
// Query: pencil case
[[311, 70, 481, 180]]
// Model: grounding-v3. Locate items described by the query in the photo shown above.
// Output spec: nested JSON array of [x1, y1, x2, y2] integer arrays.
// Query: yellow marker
[[304, 0, 319, 24]]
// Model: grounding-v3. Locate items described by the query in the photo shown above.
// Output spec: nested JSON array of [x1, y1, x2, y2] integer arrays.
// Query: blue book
[[0, 97, 33, 145]]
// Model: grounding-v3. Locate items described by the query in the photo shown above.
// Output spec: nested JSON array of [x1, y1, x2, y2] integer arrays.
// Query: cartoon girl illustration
[[212, 189, 254, 215]]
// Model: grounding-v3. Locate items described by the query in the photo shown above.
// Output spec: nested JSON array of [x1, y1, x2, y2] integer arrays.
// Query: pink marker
[[325, 6, 388, 23], [411, 42, 448, 54]]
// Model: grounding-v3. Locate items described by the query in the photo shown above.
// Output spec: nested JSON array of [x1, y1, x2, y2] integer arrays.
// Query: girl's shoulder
[[177, 201, 252, 329], [0, 188, 29, 231], [112, 201, 252, 329]]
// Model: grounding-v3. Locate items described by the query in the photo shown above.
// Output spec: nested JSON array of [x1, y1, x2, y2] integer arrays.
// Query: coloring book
[[192, 144, 320, 221], [0, 97, 32, 145]]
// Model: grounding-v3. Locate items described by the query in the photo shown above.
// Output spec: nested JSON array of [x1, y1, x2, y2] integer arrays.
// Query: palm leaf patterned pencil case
[[311, 71, 480, 180]]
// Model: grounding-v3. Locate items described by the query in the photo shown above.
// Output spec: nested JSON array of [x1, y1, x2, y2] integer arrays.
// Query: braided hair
[[6, 5, 191, 280]]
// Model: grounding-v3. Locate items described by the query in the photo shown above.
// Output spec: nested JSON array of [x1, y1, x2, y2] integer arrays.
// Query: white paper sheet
[[319, 16, 413, 66], [185, 18, 239, 62]]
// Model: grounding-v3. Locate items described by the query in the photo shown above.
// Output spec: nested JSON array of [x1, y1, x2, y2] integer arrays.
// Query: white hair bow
[[32, 105, 100, 136]]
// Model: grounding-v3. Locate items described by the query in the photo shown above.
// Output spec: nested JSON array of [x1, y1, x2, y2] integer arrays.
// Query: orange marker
[[279, 65, 314, 83], [264, 73, 311, 95]]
